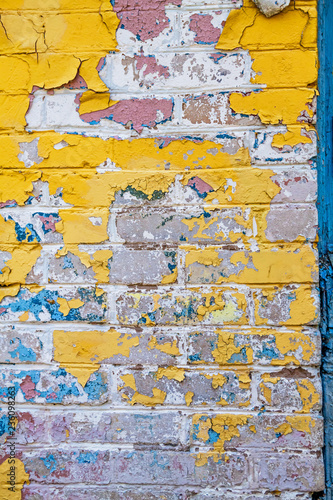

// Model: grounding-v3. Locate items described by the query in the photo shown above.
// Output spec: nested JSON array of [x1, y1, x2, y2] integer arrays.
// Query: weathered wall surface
[[0, 0, 324, 498]]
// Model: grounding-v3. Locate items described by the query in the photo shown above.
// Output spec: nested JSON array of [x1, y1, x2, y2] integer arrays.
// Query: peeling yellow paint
[[216, 0, 318, 147], [0, 458, 29, 500], [185, 391, 194, 406], [148, 336, 181, 357], [161, 268, 178, 285], [119, 373, 167, 407], [56, 298, 84, 317], [295, 379, 320, 413], [79, 91, 118, 116], [156, 367, 185, 382], [193, 414, 251, 466], [212, 331, 253, 365], [274, 415, 316, 436], [54, 329, 139, 386]]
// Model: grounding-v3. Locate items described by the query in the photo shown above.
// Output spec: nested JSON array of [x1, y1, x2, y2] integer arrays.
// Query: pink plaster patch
[[113, 0, 182, 41], [80, 98, 174, 133], [0, 200, 17, 208], [20, 375, 38, 400], [135, 54, 170, 78], [187, 176, 214, 196], [35, 214, 60, 233], [189, 14, 221, 44], [96, 57, 106, 72], [63, 73, 88, 90]]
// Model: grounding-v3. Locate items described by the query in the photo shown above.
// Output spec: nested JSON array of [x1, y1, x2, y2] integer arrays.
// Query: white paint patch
[[89, 217, 103, 226]]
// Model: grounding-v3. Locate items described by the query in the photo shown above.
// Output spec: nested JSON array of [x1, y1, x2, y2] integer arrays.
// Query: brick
[[179, 10, 230, 47], [184, 244, 318, 285], [256, 367, 322, 413], [15, 449, 248, 487], [187, 327, 321, 367], [52, 327, 185, 366], [0, 411, 48, 445], [21, 486, 314, 500], [21, 485, 187, 500], [182, 93, 262, 127], [49, 411, 182, 445], [103, 52, 251, 93], [270, 167, 317, 204], [113, 450, 249, 486], [253, 285, 319, 326], [0, 326, 51, 364], [47, 245, 178, 285], [114, 207, 264, 245], [249, 129, 317, 165], [115, 287, 249, 326], [0, 285, 107, 322], [0, 367, 108, 405], [115, 367, 251, 408], [190, 413, 323, 451], [265, 205, 318, 242], [254, 453, 325, 492]]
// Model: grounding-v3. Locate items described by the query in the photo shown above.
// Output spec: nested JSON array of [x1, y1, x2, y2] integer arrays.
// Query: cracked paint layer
[[216, 0, 318, 147]]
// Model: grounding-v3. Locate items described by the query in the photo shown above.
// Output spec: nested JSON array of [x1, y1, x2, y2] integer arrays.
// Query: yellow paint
[[212, 331, 253, 365], [79, 91, 118, 116], [196, 289, 246, 324], [272, 330, 316, 366], [0, 245, 42, 285], [204, 373, 227, 389], [0, 1, 119, 129], [274, 416, 316, 436], [193, 414, 251, 466], [156, 367, 185, 382], [254, 285, 317, 326], [185, 247, 223, 267], [260, 373, 280, 404], [185, 391, 194, 406], [148, 336, 181, 357], [286, 415, 316, 433], [56, 298, 84, 317], [0, 171, 41, 206], [284, 286, 317, 326], [216, 1, 318, 146], [120, 374, 137, 392], [295, 379, 320, 413], [119, 374, 167, 407], [238, 371, 251, 389], [130, 388, 167, 407], [0, 285, 21, 303], [54, 329, 139, 386], [0, 458, 29, 500], [19, 311, 29, 322], [161, 268, 178, 285], [55, 210, 109, 245]]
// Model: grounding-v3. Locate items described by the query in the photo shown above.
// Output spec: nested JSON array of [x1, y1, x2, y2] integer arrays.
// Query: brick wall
[[0, 0, 325, 498]]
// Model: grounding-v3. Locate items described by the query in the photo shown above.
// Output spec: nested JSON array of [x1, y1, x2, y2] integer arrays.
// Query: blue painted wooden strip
[[318, 0, 333, 496]]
